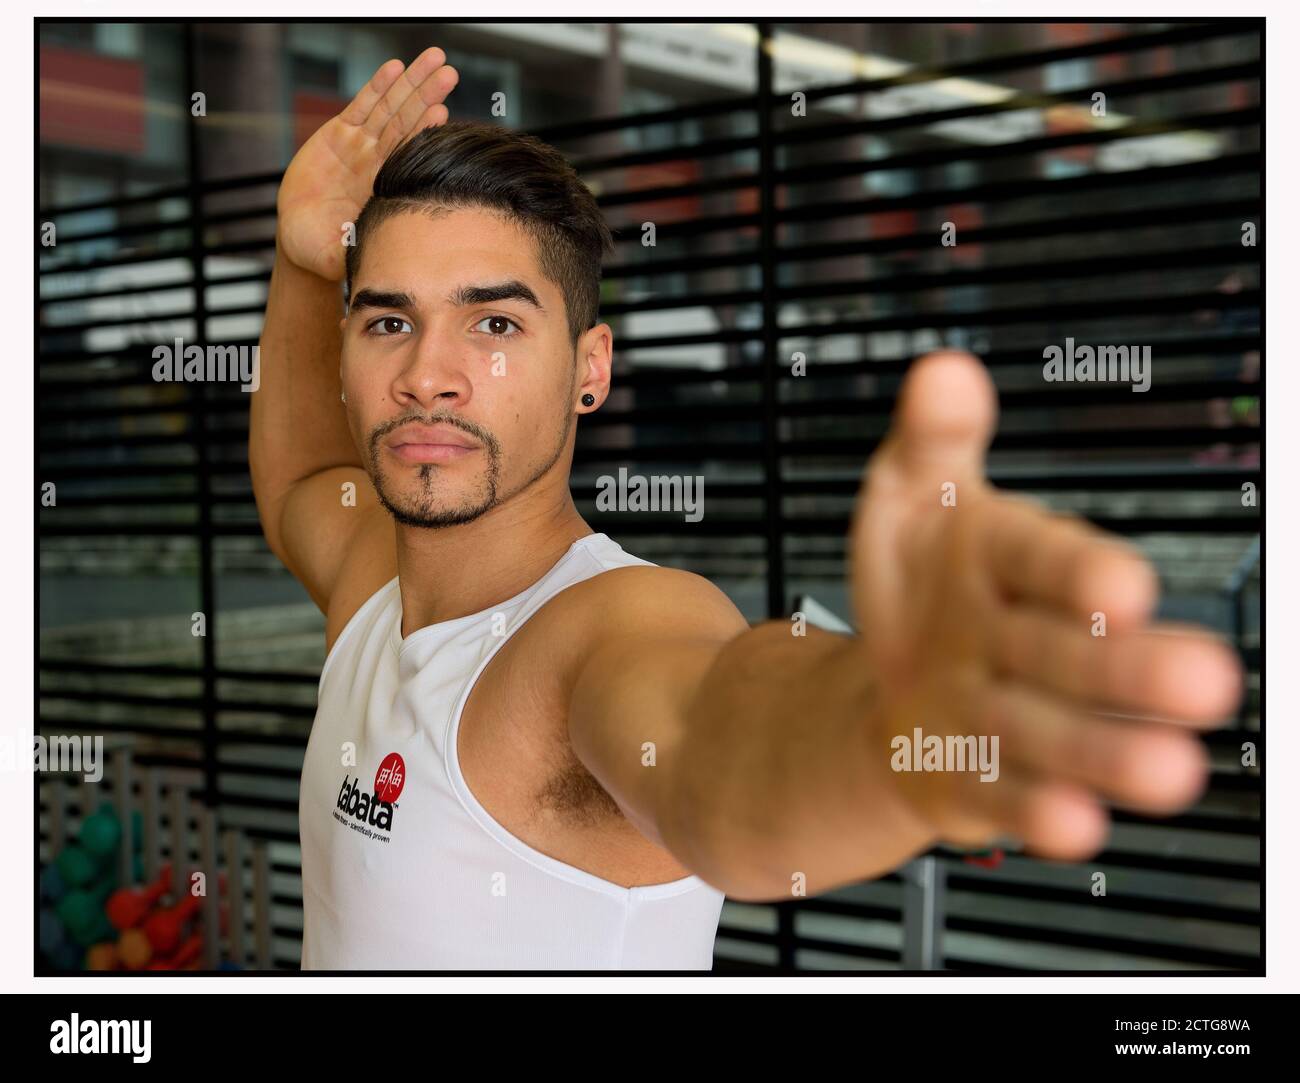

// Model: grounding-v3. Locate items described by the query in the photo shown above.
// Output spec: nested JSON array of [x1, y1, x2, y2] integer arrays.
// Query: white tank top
[[298, 532, 726, 969]]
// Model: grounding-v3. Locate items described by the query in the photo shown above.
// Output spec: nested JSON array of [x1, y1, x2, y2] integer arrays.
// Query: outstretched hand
[[850, 350, 1243, 862], [276, 46, 459, 281]]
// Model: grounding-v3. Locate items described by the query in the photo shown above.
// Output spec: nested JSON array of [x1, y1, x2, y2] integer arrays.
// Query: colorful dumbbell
[[39, 862, 66, 904], [54, 843, 103, 890], [85, 942, 120, 971], [56, 875, 117, 948], [79, 804, 122, 861], [146, 931, 203, 971], [142, 895, 203, 956], [106, 864, 173, 931], [116, 927, 154, 971], [39, 906, 66, 956]]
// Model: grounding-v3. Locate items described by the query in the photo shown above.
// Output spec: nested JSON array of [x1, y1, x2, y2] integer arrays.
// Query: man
[[250, 47, 1242, 969]]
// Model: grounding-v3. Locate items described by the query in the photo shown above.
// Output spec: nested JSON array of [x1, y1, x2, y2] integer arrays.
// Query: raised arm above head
[[248, 48, 459, 613]]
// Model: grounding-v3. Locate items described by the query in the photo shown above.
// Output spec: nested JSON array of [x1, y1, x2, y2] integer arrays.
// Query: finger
[[340, 58, 406, 128], [412, 102, 451, 137], [1011, 778, 1111, 863], [979, 494, 1158, 628], [388, 103, 451, 157], [378, 65, 459, 157], [853, 350, 997, 666], [976, 679, 1209, 813], [911, 766, 1109, 863], [873, 349, 998, 483], [363, 45, 447, 140], [992, 611, 1244, 727]]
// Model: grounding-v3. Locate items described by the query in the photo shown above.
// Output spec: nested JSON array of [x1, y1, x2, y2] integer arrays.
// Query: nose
[[390, 324, 474, 410]]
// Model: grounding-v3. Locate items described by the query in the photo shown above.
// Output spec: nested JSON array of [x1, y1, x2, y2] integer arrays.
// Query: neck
[[393, 486, 593, 639]]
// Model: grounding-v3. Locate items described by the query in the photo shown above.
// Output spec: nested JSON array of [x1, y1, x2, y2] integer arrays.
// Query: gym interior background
[[37, 20, 1262, 972]]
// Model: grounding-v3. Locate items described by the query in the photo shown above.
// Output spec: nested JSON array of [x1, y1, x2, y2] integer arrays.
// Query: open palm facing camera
[[849, 350, 1243, 862], [276, 46, 459, 281]]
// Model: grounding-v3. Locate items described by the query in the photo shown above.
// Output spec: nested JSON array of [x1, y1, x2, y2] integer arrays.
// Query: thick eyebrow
[[450, 280, 544, 312], [349, 288, 417, 313], [348, 281, 545, 316]]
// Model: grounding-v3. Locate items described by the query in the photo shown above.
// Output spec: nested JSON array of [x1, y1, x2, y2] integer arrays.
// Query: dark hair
[[345, 120, 615, 346]]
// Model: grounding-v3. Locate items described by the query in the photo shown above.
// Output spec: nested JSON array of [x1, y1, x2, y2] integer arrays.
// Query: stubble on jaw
[[364, 396, 576, 530], [366, 421, 500, 529]]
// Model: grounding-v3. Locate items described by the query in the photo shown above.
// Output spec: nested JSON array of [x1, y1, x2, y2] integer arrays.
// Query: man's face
[[341, 206, 585, 528]]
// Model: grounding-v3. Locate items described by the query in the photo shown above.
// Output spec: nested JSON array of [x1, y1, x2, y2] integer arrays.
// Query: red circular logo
[[374, 753, 405, 803]]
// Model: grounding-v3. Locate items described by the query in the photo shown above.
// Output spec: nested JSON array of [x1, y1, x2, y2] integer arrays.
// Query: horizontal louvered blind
[[38, 20, 1260, 971]]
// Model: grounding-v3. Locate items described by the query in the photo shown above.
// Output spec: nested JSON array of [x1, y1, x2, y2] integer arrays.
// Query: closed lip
[[386, 423, 480, 450]]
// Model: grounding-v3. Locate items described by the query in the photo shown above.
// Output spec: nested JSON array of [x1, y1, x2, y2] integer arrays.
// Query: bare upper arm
[[559, 566, 750, 848], [264, 465, 397, 641]]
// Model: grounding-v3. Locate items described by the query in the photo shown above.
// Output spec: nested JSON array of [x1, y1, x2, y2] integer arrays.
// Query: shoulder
[[541, 563, 749, 652]]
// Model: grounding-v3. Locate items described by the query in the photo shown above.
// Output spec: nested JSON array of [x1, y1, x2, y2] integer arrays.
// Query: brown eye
[[474, 315, 521, 338], [371, 314, 410, 335]]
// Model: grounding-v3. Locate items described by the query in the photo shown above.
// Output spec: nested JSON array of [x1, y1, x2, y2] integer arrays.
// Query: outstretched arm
[[568, 351, 1243, 901]]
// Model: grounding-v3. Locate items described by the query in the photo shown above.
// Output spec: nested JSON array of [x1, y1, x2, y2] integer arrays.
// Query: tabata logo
[[375, 752, 405, 802], [337, 772, 396, 831]]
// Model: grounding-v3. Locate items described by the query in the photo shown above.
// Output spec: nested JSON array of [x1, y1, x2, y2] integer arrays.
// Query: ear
[[575, 323, 613, 410]]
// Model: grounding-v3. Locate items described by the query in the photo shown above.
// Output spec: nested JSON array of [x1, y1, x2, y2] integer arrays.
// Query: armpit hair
[[533, 752, 624, 826]]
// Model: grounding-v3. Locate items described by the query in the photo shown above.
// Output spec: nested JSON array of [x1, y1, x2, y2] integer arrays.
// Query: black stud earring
[[581, 393, 595, 407]]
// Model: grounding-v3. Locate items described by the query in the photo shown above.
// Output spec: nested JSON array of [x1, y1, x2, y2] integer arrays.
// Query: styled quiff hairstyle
[[344, 120, 615, 346]]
